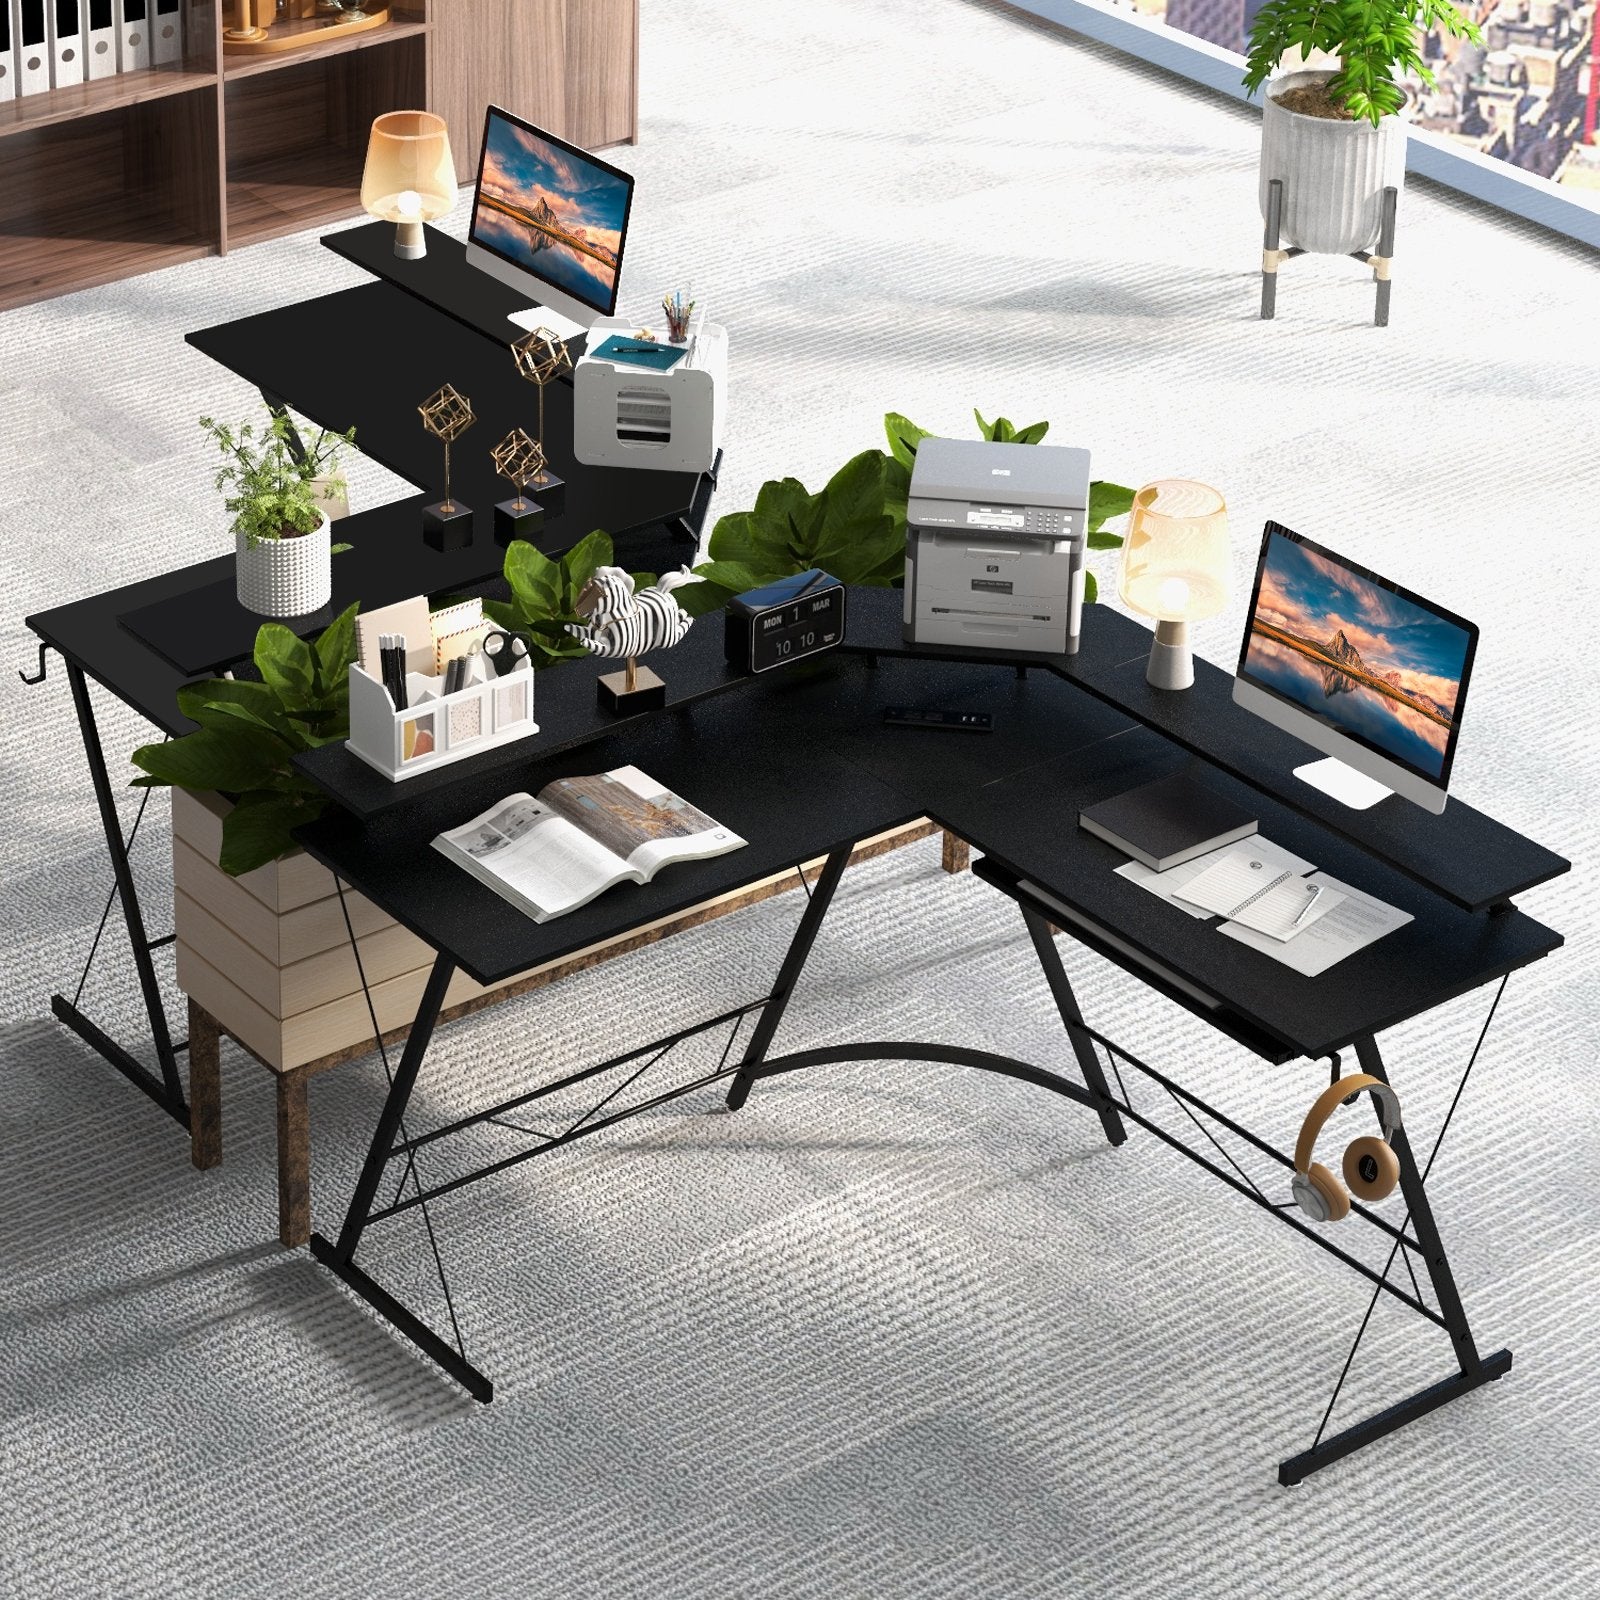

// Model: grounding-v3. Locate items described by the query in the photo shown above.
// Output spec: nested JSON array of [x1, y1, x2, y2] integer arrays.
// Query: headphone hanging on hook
[[1291, 1074, 1403, 1223]]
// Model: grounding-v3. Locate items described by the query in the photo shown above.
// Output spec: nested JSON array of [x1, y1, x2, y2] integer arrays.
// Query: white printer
[[573, 316, 727, 474], [904, 437, 1091, 655]]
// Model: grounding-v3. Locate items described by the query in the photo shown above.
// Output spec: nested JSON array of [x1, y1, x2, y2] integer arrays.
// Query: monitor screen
[[469, 108, 634, 317], [1237, 524, 1478, 787]]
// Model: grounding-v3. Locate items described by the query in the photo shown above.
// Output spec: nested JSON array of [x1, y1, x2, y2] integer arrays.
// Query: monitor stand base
[[1294, 757, 1392, 810], [508, 305, 588, 342]]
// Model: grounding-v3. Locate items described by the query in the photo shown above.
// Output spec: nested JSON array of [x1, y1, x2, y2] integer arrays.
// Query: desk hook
[[18, 642, 51, 686]]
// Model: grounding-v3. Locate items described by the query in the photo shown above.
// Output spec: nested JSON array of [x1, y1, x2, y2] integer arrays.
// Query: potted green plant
[[1243, 0, 1482, 256], [201, 412, 356, 617]]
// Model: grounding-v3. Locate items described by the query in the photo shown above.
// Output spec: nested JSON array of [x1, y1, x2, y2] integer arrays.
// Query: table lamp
[[1118, 479, 1229, 690], [360, 111, 455, 260]]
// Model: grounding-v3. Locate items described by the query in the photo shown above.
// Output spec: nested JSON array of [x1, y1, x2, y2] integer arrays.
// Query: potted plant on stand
[[1243, 0, 1482, 321], [201, 412, 356, 617]]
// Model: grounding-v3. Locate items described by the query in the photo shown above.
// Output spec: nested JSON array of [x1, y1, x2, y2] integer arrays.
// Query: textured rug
[[2, 0, 1598, 1595]]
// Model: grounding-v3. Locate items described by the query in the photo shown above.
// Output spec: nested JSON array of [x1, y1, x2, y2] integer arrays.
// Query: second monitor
[[1233, 522, 1479, 815], [466, 106, 636, 340]]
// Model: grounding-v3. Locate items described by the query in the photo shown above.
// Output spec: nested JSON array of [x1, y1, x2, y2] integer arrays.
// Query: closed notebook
[[589, 334, 686, 371], [1079, 770, 1257, 872]]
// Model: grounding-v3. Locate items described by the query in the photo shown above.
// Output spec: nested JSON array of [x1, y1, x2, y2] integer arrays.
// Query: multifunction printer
[[904, 437, 1091, 655]]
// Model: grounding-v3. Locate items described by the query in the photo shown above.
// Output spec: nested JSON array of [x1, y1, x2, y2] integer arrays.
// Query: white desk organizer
[[345, 658, 537, 781], [574, 316, 727, 474]]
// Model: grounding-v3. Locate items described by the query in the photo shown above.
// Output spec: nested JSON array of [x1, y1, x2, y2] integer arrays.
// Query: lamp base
[[1146, 619, 1193, 691], [494, 497, 545, 546], [394, 219, 426, 260], [422, 500, 473, 550], [597, 665, 666, 714], [523, 468, 565, 516]]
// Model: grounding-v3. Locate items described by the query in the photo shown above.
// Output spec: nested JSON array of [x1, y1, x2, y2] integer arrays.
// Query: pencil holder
[[345, 657, 537, 781]]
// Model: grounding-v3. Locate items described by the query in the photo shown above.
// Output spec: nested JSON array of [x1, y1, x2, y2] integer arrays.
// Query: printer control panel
[[965, 506, 1077, 537]]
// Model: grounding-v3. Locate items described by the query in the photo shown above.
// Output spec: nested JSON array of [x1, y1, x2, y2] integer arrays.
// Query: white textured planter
[[235, 513, 331, 617], [1259, 70, 1406, 255]]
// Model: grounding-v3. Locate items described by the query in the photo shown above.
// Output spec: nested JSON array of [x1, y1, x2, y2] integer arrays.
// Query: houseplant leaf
[[254, 623, 316, 710], [218, 790, 324, 877], [313, 600, 361, 690], [1088, 480, 1136, 531], [883, 413, 932, 470], [130, 725, 286, 794], [559, 529, 614, 608]]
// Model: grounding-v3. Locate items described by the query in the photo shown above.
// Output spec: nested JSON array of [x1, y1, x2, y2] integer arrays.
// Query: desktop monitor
[[465, 106, 635, 338], [1232, 523, 1478, 815]]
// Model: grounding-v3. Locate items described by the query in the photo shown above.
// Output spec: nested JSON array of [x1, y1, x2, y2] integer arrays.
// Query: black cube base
[[597, 664, 666, 714], [494, 497, 545, 546], [422, 500, 474, 550], [523, 469, 566, 516]]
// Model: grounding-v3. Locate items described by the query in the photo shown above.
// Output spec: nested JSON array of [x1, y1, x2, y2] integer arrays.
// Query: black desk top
[[25, 265, 707, 704], [295, 644, 1563, 1062], [321, 222, 587, 368]]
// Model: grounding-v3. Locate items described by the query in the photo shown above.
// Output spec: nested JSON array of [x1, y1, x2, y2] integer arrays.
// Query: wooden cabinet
[[432, 0, 638, 182], [0, 0, 638, 310]]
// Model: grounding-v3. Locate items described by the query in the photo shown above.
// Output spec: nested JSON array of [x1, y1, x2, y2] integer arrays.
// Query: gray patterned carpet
[[3, 1, 1598, 1595]]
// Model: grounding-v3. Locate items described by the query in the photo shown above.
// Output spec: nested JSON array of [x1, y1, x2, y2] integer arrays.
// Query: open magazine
[[433, 765, 746, 923]]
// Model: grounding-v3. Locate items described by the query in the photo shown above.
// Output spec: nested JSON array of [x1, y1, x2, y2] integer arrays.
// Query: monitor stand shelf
[[324, 222, 583, 376]]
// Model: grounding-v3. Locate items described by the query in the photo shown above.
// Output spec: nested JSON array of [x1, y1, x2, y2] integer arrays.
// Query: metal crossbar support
[[725, 844, 853, 1111], [327, 951, 456, 1264], [53, 660, 188, 1128]]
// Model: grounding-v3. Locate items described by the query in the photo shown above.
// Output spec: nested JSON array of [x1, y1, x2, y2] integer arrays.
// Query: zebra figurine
[[570, 565, 697, 697]]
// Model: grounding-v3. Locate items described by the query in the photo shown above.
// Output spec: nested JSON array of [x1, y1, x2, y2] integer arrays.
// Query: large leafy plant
[[200, 412, 356, 548], [130, 604, 359, 875], [481, 529, 638, 668], [675, 409, 1136, 616], [1243, 0, 1481, 125]]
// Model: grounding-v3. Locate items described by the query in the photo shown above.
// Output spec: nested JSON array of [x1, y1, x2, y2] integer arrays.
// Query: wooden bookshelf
[[0, 0, 638, 311]]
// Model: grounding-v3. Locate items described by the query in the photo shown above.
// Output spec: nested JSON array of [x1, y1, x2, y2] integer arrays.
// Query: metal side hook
[[18, 642, 51, 685]]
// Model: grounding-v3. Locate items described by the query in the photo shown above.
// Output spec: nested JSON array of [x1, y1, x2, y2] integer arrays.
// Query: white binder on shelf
[[116, 0, 148, 74], [150, 0, 177, 64], [47, 0, 84, 86], [15, 0, 52, 94], [0, 0, 14, 102], [83, 0, 113, 77]]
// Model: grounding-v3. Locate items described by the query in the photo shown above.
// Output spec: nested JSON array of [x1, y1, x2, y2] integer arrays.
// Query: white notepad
[[1116, 835, 1316, 920], [1173, 849, 1344, 939]]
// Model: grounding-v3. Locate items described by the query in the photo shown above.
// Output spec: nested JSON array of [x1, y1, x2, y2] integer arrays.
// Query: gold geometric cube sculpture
[[490, 427, 546, 514], [509, 327, 572, 467], [418, 384, 476, 514]]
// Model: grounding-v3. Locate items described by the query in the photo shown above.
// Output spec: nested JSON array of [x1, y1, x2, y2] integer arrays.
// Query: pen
[[1293, 883, 1323, 927]]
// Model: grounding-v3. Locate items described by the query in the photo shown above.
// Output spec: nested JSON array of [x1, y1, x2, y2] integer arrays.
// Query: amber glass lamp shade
[[361, 111, 456, 260], [1118, 479, 1229, 690]]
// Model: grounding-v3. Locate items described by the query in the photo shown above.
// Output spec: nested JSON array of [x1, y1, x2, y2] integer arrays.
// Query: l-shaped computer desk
[[22, 224, 1568, 1488]]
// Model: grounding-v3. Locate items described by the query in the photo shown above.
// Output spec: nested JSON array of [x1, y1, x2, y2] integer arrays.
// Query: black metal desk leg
[[1019, 906, 1127, 1148], [57, 660, 188, 1121], [325, 951, 456, 1265], [1278, 1028, 1510, 1484], [1353, 1034, 1481, 1375], [725, 845, 853, 1112]]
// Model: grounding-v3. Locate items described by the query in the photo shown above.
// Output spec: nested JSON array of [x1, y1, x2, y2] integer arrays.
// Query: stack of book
[[3, 0, 185, 100]]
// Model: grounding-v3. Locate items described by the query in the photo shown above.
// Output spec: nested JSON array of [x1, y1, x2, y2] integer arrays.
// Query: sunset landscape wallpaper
[[473, 116, 630, 312], [1242, 531, 1475, 779]]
